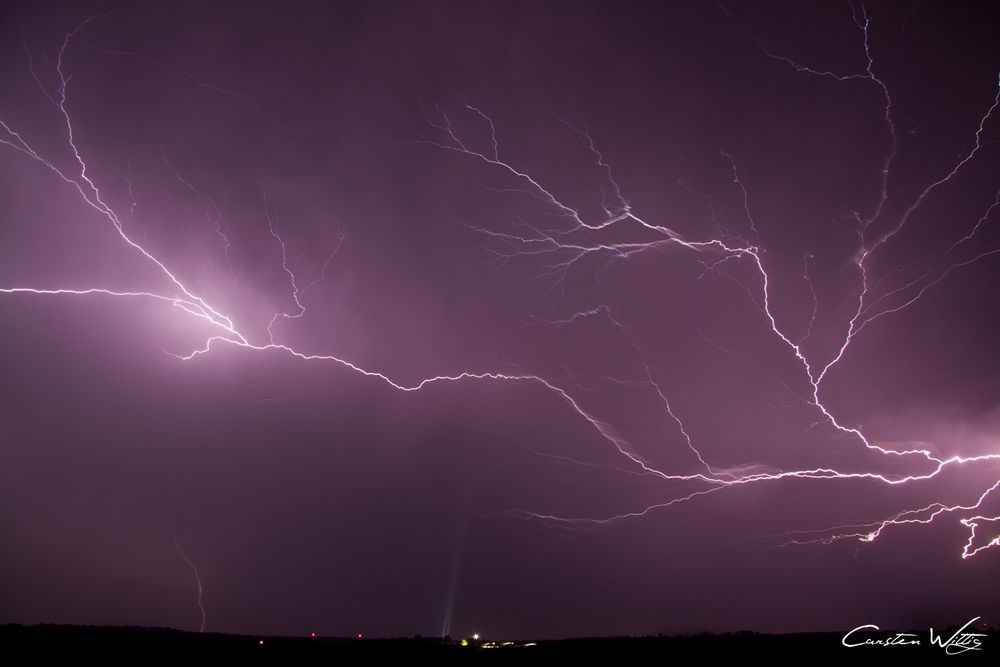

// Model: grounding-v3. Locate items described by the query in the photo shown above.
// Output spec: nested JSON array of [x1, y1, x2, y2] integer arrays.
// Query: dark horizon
[[2, 0, 999, 641]]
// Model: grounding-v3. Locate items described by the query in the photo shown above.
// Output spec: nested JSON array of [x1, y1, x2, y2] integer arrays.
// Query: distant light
[[310, 632, 316, 638], [258, 640, 264, 646], [460, 639, 469, 647], [472, 633, 480, 641], [356, 633, 364, 639]]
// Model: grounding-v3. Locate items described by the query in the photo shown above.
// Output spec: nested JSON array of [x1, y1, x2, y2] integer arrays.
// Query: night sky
[[2, 0, 1000, 640]]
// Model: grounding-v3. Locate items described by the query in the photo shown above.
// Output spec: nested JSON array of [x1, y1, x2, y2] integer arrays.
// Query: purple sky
[[2, 0, 1000, 639]]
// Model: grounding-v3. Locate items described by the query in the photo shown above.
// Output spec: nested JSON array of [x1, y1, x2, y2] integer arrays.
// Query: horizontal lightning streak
[[3, 5, 1000, 565]]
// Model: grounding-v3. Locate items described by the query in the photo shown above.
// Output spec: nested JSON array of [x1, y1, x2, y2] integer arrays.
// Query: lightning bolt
[[3, 2, 1000, 579], [173, 531, 206, 633], [960, 515, 1000, 560], [402, 3, 1000, 554], [158, 140, 237, 285]]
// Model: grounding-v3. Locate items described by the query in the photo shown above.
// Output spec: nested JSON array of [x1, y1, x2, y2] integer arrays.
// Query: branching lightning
[[2, 1, 999, 579]]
